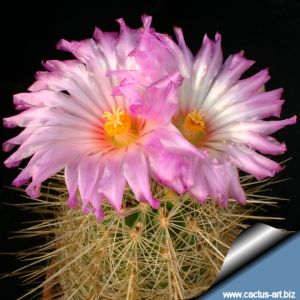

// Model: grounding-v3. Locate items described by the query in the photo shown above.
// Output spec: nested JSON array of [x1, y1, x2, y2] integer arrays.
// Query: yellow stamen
[[173, 109, 206, 147], [184, 109, 206, 133], [103, 107, 132, 137], [103, 107, 137, 148]]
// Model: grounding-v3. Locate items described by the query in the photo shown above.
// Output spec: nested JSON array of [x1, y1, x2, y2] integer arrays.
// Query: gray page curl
[[215, 223, 291, 283]]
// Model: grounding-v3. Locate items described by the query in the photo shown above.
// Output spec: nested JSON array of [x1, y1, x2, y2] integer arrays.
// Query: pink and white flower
[[122, 26, 296, 206], [3, 17, 202, 219]]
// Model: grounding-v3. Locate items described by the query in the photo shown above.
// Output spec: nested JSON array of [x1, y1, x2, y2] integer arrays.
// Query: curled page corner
[[215, 223, 291, 283]]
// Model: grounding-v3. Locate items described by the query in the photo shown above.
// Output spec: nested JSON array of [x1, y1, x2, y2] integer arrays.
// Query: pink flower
[[3, 16, 201, 219], [122, 26, 296, 206]]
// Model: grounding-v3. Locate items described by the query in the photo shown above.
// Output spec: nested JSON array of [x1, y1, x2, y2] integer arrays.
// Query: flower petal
[[208, 89, 285, 130], [174, 27, 194, 73], [123, 147, 159, 209], [201, 53, 255, 112], [214, 116, 297, 136], [190, 158, 245, 205], [115, 70, 182, 124], [146, 137, 186, 194], [78, 154, 105, 215], [65, 161, 79, 208], [224, 163, 246, 204], [145, 126, 203, 194], [99, 156, 126, 211], [188, 33, 223, 111], [24, 144, 79, 198], [2, 127, 35, 152], [207, 69, 270, 114], [208, 142, 283, 180], [211, 130, 287, 155]]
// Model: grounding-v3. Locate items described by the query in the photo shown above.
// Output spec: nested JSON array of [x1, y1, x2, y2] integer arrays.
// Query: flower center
[[103, 107, 131, 136], [103, 107, 138, 148], [173, 109, 206, 147], [184, 109, 206, 133]]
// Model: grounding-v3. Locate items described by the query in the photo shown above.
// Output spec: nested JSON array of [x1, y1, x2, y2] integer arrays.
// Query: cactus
[[12, 174, 282, 300]]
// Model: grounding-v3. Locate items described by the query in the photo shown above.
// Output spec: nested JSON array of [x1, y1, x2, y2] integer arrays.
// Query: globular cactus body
[[13, 174, 280, 300]]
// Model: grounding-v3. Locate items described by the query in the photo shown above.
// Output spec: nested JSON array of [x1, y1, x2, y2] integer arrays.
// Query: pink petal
[[208, 69, 270, 114], [66, 155, 105, 219], [152, 125, 205, 158], [188, 33, 223, 111], [65, 161, 79, 208], [56, 39, 98, 65], [131, 30, 175, 83], [93, 27, 119, 73], [215, 116, 297, 136], [190, 158, 246, 205], [146, 137, 186, 194], [33, 60, 110, 113], [15, 144, 79, 198], [3, 106, 101, 134], [11, 151, 45, 187], [116, 18, 139, 62], [115, 70, 182, 125], [99, 156, 126, 211], [209, 91, 285, 130], [189, 165, 210, 203], [208, 143, 283, 180], [78, 154, 105, 214], [93, 27, 118, 60], [211, 130, 287, 155], [198, 160, 230, 206], [174, 27, 193, 72], [123, 147, 159, 209], [201, 52, 255, 112], [15, 89, 102, 127], [29, 147, 78, 198], [4, 129, 45, 168], [145, 126, 203, 194], [141, 15, 152, 31], [155, 30, 191, 78], [2, 127, 35, 152], [224, 163, 246, 204]]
